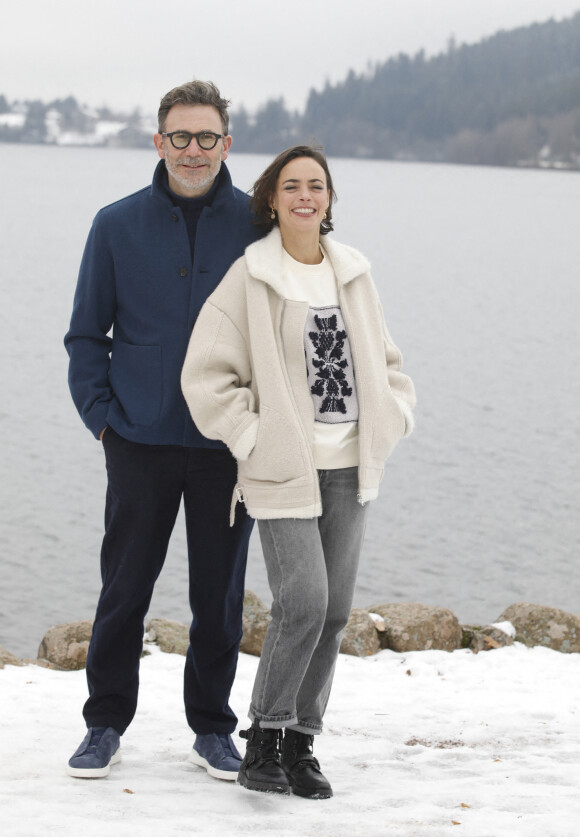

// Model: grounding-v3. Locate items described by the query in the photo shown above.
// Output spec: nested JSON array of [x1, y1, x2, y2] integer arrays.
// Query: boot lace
[[240, 725, 283, 765]]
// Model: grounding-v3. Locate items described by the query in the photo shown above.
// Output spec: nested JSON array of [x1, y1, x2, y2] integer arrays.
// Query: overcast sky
[[3, 0, 580, 116]]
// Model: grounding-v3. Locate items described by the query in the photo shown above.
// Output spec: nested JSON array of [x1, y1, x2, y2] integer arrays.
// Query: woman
[[181, 145, 415, 799]]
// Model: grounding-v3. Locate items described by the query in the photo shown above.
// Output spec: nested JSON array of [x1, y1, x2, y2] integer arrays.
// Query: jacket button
[[178, 267, 188, 277], [171, 213, 179, 222]]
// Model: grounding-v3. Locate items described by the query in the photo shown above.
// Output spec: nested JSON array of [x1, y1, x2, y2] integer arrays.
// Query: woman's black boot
[[281, 729, 333, 799], [237, 721, 290, 794]]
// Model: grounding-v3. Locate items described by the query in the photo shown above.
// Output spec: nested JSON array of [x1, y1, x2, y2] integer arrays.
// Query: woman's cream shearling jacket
[[181, 227, 416, 521]]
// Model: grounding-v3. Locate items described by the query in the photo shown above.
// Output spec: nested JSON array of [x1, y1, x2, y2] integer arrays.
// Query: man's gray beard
[[166, 156, 221, 196]]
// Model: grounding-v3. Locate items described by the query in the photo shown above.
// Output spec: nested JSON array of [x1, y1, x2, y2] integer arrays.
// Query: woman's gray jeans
[[250, 467, 369, 734]]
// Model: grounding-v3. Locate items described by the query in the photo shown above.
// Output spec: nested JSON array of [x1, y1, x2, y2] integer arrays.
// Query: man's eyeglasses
[[161, 130, 224, 150]]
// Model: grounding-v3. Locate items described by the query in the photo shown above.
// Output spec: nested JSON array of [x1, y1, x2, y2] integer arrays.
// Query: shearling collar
[[244, 227, 371, 298]]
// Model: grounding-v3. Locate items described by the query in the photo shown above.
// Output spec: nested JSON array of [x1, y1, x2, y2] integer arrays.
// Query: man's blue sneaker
[[189, 733, 242, 781], [67, 727, 121, 778]]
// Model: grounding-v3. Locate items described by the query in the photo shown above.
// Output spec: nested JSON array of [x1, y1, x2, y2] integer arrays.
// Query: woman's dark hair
[[250, 145, 336, 235]]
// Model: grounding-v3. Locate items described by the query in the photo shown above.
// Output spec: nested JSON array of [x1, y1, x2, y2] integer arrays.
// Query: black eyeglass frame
[[161, 130, 225, 150]]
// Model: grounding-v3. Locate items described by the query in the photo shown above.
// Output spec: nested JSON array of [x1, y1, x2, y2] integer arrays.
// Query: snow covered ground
[[1, 642, 579, 837]]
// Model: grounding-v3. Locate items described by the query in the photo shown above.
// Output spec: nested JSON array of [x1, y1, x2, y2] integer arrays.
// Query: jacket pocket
[[240, 404, 307, 483], [109, 341, 163, 427], [369, 387, 406, 463]]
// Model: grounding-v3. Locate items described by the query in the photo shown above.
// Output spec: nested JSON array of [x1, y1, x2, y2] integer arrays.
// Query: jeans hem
[[249, 708, 297, 729], [286, 722, 323, 735]]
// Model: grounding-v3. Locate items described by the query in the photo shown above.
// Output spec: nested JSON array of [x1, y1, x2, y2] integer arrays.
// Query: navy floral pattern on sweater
[[304, 306, 359, 423]]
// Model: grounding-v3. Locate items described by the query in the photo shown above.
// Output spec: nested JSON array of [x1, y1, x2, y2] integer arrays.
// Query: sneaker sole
[[237, 773, 290, 795], [188, 749, 239, 782], [67, 748, 122, 779]]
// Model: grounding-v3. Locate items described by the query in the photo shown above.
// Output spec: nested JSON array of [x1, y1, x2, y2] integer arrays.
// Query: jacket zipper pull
[[230, 485, 245, 527]]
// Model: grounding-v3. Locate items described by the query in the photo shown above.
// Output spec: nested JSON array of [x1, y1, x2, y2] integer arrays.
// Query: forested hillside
[[232, 13, 580, 168]]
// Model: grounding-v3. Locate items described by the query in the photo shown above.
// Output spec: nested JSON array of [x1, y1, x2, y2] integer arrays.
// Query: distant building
[[0, 112, 25, 129]]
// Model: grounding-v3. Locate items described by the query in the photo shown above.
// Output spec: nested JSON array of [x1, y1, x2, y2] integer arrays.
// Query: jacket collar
[[245, 227, 370, 297], [150, 159, 236, 210]]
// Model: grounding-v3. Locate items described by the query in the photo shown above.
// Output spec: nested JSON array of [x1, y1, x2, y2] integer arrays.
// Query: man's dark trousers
[[83, 427, 252, 736]]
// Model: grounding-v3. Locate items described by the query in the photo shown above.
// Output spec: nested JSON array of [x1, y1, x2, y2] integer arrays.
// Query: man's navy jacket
[[65, 160, 262, 447]]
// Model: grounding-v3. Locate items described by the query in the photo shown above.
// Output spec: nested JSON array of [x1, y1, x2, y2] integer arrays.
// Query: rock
[[146, 618, 189, 656], [37, 621, 94, 670], [241, 590, 271, 657], [368, 612, 386, 634], [497, 603, 580, 653], [0, 646, 26, 668], [367, 602, 462, 652], [461, 624, 515, 653], [340, 609, 381, 656]]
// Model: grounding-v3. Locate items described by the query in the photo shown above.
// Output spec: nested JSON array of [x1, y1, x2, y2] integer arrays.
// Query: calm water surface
[[1, 145, 578, 657]]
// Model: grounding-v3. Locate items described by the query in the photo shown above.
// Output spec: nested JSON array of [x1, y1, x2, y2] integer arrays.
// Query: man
[[64, 81, 261, 781]]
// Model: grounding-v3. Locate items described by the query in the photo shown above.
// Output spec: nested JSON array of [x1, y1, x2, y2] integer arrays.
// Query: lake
[[0, 143, 578, 658]]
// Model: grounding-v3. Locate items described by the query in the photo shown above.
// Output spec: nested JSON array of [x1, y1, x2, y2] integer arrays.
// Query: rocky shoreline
[[1, 597, 579, 671]]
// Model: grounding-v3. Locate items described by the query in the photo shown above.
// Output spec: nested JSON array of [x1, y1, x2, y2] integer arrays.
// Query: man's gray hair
[[158, 81, 230, 134]]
